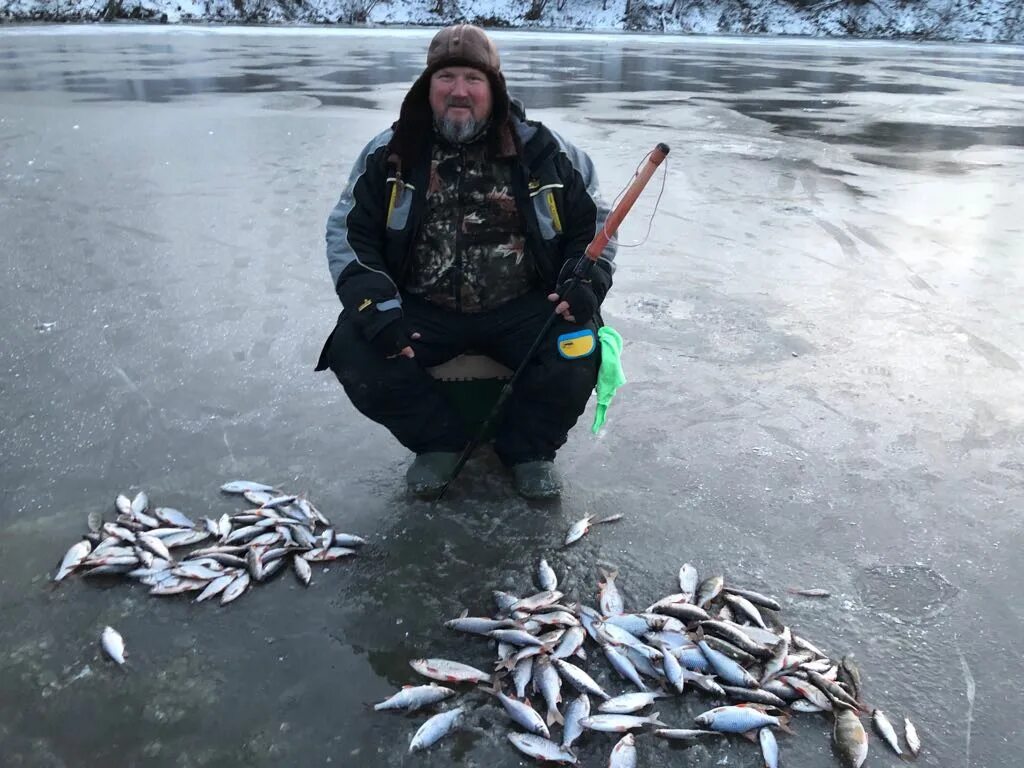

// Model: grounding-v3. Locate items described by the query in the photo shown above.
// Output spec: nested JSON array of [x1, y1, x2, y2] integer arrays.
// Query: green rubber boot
[[406, 452, 461, 497], [511, 460, 562, 500]]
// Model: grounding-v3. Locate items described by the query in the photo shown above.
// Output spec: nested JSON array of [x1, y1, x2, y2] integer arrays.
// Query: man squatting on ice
[[316, 24, 615, 499]]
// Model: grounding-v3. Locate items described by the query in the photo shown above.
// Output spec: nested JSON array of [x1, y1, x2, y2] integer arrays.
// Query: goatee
[[435, 113, 487, 144]]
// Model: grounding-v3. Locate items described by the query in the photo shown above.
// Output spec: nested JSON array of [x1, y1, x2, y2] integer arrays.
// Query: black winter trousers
[[315, 291, 600, 466]]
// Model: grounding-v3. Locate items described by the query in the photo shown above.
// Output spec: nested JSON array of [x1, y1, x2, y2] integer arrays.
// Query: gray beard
[[434, 113, 487, 144]]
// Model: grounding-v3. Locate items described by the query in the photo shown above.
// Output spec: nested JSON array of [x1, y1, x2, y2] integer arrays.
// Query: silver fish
[[660, 642, 686, 694], [102, 523, 137, 543], [150, 577, 206, 595], [562, 693, 590, 748], [904, 716, 921, 756], [646, 595, 710, 623], [512, 656, 534, 699], [146, 526, 192, 539], [552, 626, 586, 660], [115, 494, 132, 516], [101, 626, 126, 665], [133, 547, 154, 569], [609, 733, 637, 768], [54, 540, 92, 581], [292, 555, 312, 586], [495, 690, 549, 737], [761, 635, 790, 684], [531, 610, 579, 629], [130, 491, 149, 516], [603, 644, 648, 691], [409, 707, 465, 753], [332, 533, 366, 548], [695, 574, 724, 608], [319, 528, 335, 549], [759, 726, 779, 768], [553, 658, 610, 700], [260, 556, 287, 580], [695, 705, 786, 733], [537, 558, 558, 591], [220, 480, 275, 494], [173, 562, 223, 581], [507, 733, 577, 764], [161, 531, 210, 548], [779, 675, 833, 710], [833, 709, 869, 767], [291, 525, 318, 549], [791, 634, 828, 659], [261, 494, 297, 510], [806, 670, 859, 710], [872, 709, 902, 756], [243, 490, 275, 506], [599, 569, 624, 615], [563, 514, 621, 547], [494, 590, 520, 614], [655, 728, 724, 741], [719, 685, 788, 708], [723, 593, 768, 629], [153, 507, 195, 529], [195, 573, 237, 602], [86, 511, 103, 533], [127, 559, 172, 578], [791, 699, 827, 714], [579, 712, 665, 732], [136, 533, 172, 561], [295, 496, 329, 526], [599, 692, 667, 714], [787, 586, 830, 597], [410, 658, 489, 684], [512, 590, 564, 612], [225, 525, 264, 544], [678, 563, 699, 600], [697, 639, 759, 688], [725, 585, 782, 612], [220, 571, 250, 604], [303, 546, 356, 562], [534, 655, 563, 726], [249, 532, 283, 548], [374, 684, 456, 712], [490, 629, 545, 647]]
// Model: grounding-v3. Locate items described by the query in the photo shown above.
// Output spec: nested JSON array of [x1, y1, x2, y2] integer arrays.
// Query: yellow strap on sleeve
[[546, 191, 563, 234]]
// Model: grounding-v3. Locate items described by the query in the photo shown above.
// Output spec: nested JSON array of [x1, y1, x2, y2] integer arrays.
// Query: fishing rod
[[434, 142, 671, 502]]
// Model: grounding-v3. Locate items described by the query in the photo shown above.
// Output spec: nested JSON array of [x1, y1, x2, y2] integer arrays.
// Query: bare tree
[[524, 0, 548, 21], [101, 0, 123, 20]]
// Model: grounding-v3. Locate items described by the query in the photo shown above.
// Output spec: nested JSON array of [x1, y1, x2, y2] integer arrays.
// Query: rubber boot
[[511, 460, 562, 500], [406, 452, 461, 497]]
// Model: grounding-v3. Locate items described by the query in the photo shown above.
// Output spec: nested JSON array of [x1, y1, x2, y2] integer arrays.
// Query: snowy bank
[[1, 0, 1022, 44]]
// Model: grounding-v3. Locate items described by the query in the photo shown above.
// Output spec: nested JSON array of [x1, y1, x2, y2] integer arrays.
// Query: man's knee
[[523, 328, 600, 405], [325, 320, 419, 412]]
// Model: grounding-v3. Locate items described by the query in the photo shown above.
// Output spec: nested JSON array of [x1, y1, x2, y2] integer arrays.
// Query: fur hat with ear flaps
[[388, 24, 514, 167]]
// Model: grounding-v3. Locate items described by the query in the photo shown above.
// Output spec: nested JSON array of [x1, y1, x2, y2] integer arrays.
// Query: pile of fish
[[53, 480, 364, 604], [376, 561, 923, 766]]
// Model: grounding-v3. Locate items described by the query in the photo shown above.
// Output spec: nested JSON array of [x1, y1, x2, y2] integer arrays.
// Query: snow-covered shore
[[1, 0, 1022, 43]]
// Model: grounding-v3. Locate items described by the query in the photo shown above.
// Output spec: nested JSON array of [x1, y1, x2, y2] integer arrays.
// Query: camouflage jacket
[[325, 105, 615, 317], [404, 139, 534, 312]]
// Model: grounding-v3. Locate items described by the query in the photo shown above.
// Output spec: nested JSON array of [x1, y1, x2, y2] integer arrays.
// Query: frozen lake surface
[[1, 25, 1023, 768]]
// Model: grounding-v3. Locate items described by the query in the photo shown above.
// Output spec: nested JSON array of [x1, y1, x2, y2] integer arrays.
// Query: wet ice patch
[[857, 564, 959, 624]]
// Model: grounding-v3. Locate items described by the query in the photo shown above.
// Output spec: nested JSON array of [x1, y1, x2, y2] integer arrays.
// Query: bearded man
[[316, 24, 615, 499]]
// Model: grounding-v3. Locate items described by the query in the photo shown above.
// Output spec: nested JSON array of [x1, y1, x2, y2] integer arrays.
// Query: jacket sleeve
[[552, 132, 616, 298], [325, 129, 398, 303]]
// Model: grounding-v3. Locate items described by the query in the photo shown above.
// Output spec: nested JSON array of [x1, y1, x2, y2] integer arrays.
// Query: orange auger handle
[[586, 142, 670, 261]]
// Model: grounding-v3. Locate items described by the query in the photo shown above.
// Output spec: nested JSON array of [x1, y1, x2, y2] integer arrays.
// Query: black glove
[[554, 258, 610, 326], [338, 272, 410, 358]]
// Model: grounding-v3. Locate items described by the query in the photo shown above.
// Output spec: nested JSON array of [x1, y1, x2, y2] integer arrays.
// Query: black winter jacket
[[324, 105, 616, 313]]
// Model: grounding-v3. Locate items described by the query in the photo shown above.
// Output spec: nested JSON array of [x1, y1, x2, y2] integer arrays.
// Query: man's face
[[429, 66, 493, 143]]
